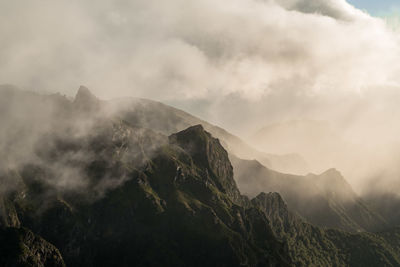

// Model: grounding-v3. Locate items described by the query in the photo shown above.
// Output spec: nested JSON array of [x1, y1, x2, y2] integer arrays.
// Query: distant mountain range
[[231, 156, 386, 232], [102, 87, 309, 174], [0, 85, 400, 266]]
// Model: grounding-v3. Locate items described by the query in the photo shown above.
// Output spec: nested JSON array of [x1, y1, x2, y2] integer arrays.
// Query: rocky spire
[[73, 86, 100, 113]]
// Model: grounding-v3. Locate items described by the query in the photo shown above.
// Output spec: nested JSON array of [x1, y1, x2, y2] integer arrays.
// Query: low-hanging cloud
[[1, 0, 398, 101], [273, 0, 368, 20], [2, 0, 400, 194]]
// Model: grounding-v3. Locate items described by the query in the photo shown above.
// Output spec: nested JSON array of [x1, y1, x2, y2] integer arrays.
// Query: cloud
[[1, 0, 398, 100], [2, 0, 400, 193], [272, 0, 368, 20]]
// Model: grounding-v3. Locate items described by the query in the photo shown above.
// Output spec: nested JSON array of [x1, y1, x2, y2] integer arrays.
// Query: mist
[[0, 86, 168, 201], [2, 0, 400, 195]]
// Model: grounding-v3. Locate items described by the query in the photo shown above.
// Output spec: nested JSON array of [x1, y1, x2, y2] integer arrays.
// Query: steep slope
[[254, 192, 400, 267], [364, 192, 400, 228], [106, 94, 308, 174], [2, 86, 400, 266], [0, 84, 307, 174], [231, 156, 386, 232], [0, 120, 291, 266], [2, 121, 400, 266]]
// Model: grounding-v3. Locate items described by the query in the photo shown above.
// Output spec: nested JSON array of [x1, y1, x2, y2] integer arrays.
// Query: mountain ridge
[[0, 84, 308, 174], [1, 85, 400, 266], [231, 155, 387, 232]]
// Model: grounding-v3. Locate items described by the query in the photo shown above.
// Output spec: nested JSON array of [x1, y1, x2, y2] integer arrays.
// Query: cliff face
[[169, 125, 242, 204]]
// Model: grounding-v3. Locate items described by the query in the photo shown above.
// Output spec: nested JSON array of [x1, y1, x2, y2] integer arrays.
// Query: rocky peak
[[169, 124, 242, 202], [74, 86, 96, 101], [321, 168, 341, 177], [316, 168, 355, 198], [73, 86, 100, 112], [168, 124, 219, 166]]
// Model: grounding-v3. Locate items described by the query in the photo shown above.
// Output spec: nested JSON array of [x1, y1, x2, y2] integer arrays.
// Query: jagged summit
[[257, 192, 283, 200], [169, 124, 242, 203], [317, 167, 352, 192], [74, 85, 97, 102], [73, 86, 100, 112], [185, 124, 204, 131], [320, 168, 341, 176], [169, 124, 224, 166], [173, 124, 205, 135], [168, 124, 210, 154]]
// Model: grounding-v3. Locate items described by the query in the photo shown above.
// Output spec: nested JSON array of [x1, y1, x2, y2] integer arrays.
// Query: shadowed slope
[[231, 155, 386, 232]]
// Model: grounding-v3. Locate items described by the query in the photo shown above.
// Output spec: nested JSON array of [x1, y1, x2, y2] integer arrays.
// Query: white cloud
[[1, 0, 399, 101], [2, 0, 400, 191]]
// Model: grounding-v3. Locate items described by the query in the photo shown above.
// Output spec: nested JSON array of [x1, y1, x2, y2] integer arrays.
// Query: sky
[[348, 0, 400, 15]]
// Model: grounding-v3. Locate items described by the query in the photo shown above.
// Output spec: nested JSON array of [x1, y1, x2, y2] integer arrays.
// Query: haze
[[2, 0, 400, 195]]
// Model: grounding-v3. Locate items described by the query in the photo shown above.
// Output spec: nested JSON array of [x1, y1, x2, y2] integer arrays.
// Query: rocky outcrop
[[0, 227, 65, 267], [73, 85, 101, 113], [169, 125, 242, 204]]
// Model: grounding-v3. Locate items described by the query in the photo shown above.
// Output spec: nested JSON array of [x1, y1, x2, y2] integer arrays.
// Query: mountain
[[0, 84, 306, 175], [364, 192, 400, 227], [0, 86, 291, 266], [254, 192, 400, 267], [0, 120, 291, 266], [231, 156, 387, 232], [104, 91, 308, 174], [73, 86, 101, 113], [2, 86, 400, 266]]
